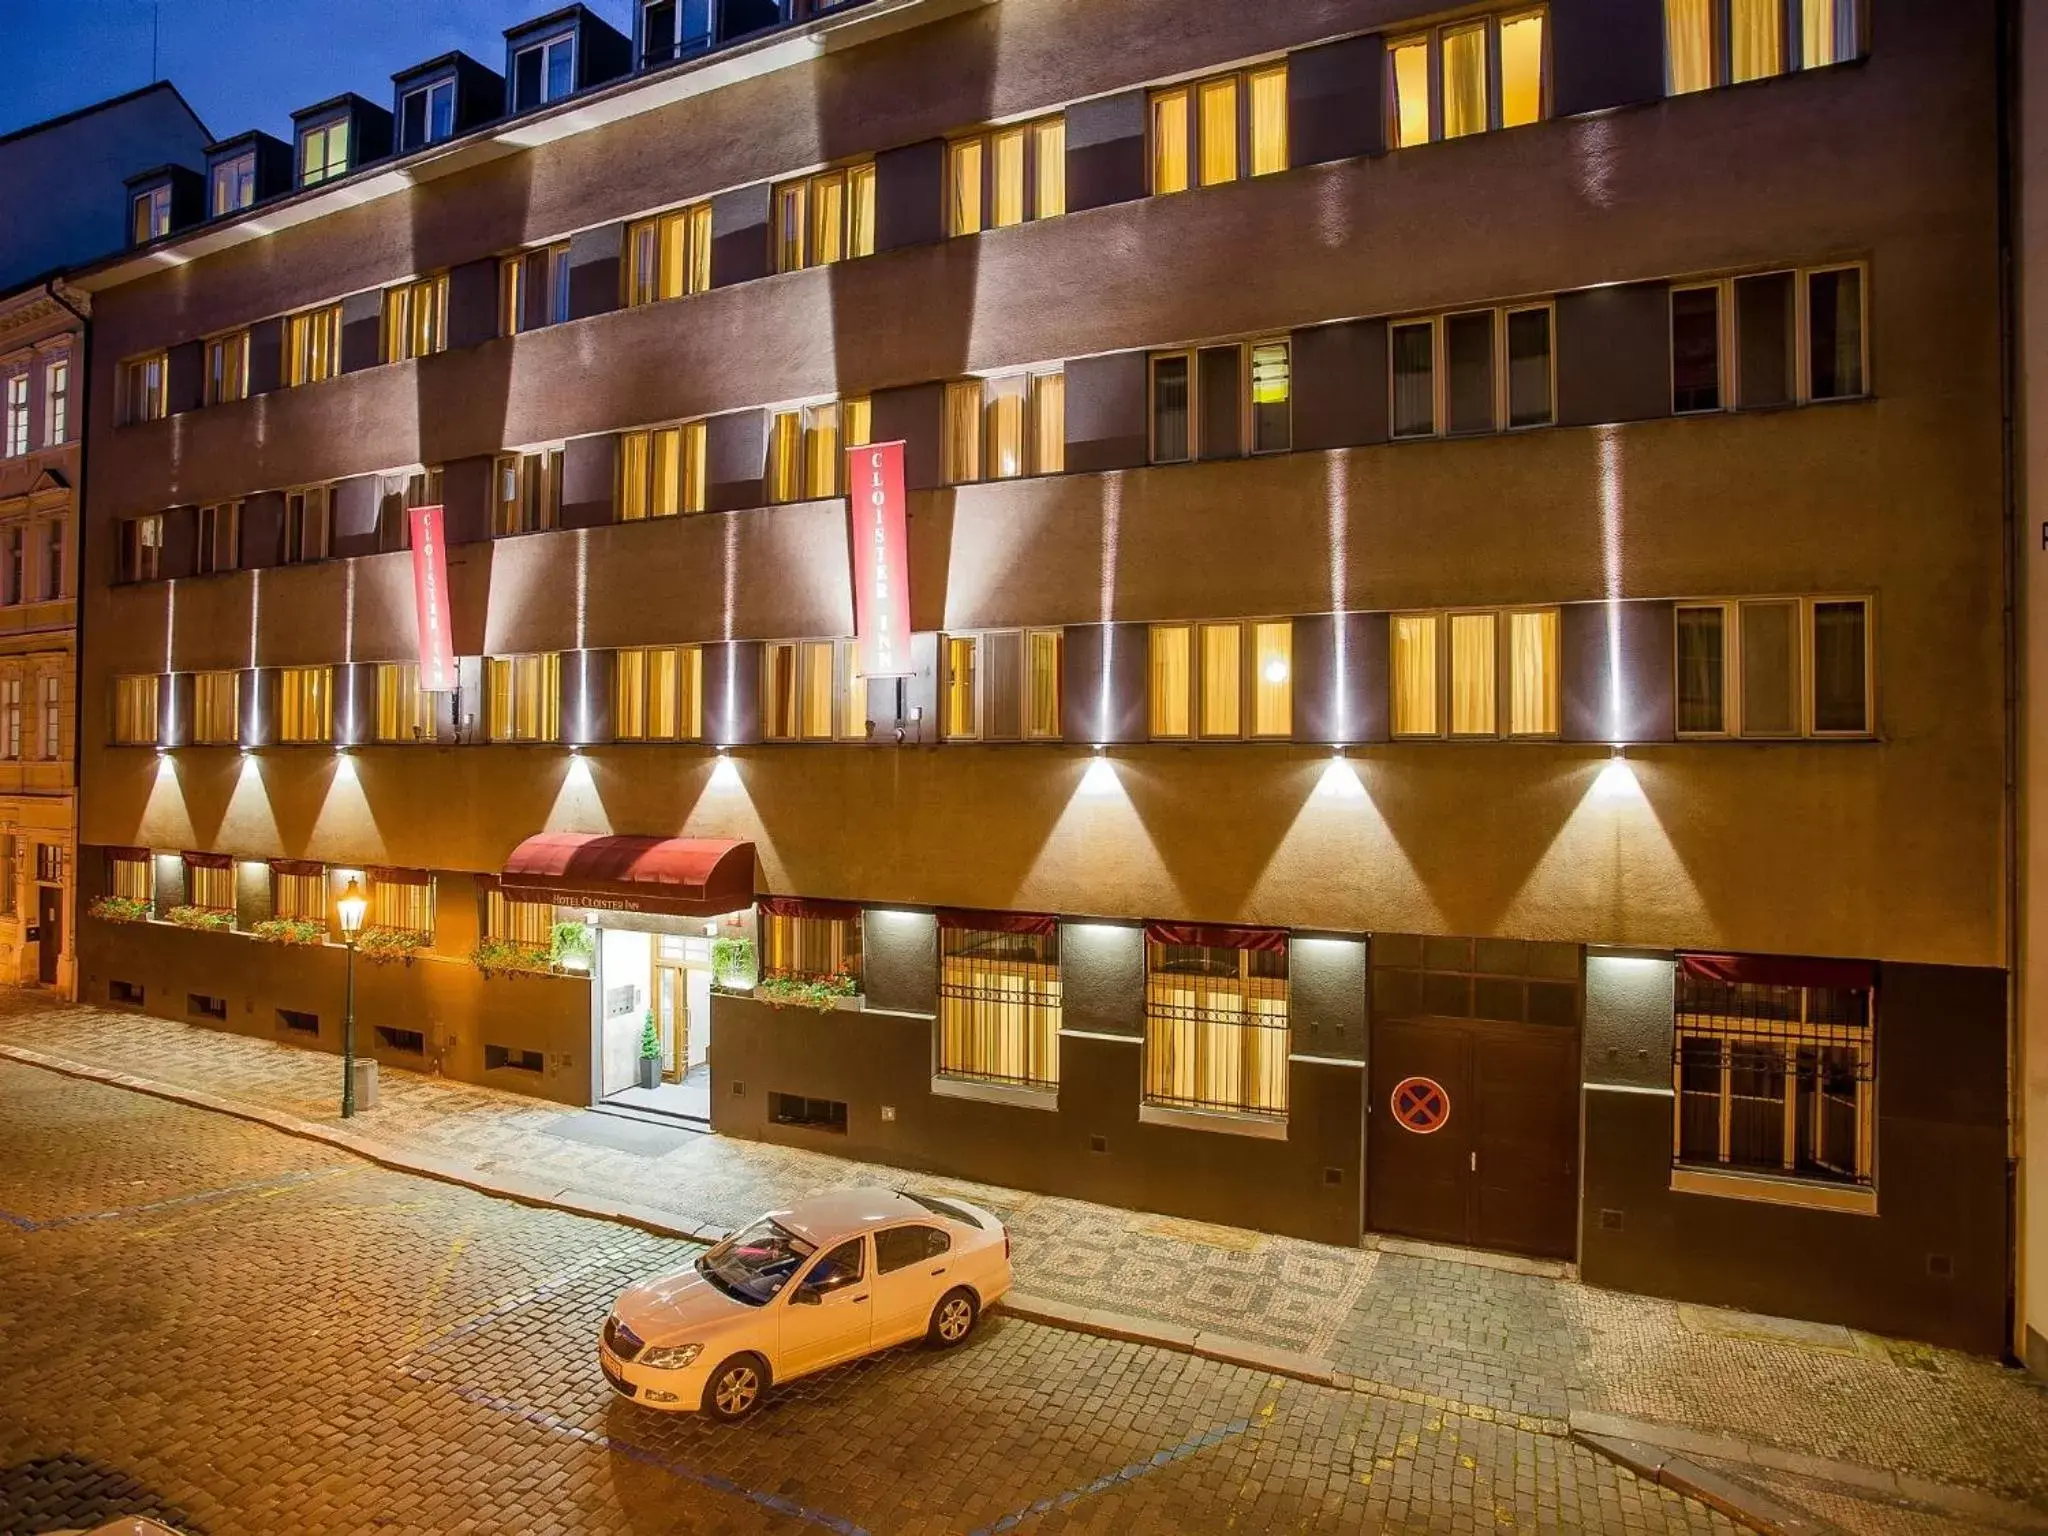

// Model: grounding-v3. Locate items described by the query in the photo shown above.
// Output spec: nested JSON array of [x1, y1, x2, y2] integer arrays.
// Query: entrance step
[[589, 1100, 711, 1134], [1362, 1233, 1575, 1281]]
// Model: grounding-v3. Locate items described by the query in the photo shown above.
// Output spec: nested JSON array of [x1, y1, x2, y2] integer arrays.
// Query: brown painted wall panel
[[1064, 351, 1147, 474], [875, 139, 945, 253], [1551, 0, 1668, 118], [1065, 90, 1147, 213], [1560, 599, 1677, 744], [1287, 33, 1385, 169]]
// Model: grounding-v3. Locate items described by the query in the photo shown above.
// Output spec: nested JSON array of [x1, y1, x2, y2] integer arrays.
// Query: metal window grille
[[760, 911, 861, 984], [486, 888, 553, 946], [938, 927, 1061, 1089], [186, 863, 234, 912], [1673, 969, 1874, 1187], [369, 874, 434, 939], [109, 853, 151, 903], [1143, 941, 1289, 1116], [273, 872, 327, 923]]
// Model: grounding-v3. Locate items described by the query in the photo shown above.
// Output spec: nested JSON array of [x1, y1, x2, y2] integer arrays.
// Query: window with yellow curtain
[[193, 671, 240, 744], [375, 662, 433, 742], [944, 381, 983, 484], [369, 871, 435, 937], [1197, 77, 1239, 186], [1151, 87, 1190, 194], [1027, 630, 1062, 738], [811, 171, 846, 266], [836, 640, 867, 741], [1391, 614, 1439, 736], [1506, 608, 1559, 736], [110, 852, 153, 903], [382, 275, 447, 362], [112, 676, 159, 745], [1441, 23, 1491, 139], [273, 869, 327, 923], [800, 639, 834, 739], [285, 305, 342, 386], [186, 861, 234, 912], [278, 666, 334, 744], [848, 162, 876, 258], [1801, 0, 1854, 68], [615, 647, 648, 739], [1499, 11, 1546, 127], [676, 646, 704, 740], [1199, 623, 1241, 736], [804, 403, 842, 498], [486, 887, 553, 946], [844, 396, 871, 452], [619, 421, 708, 518], [1448, 613, 1498, 736], [775, 182, 806, 273], [945, 635, 979, 738], [1389, 38, 1431, 148], [984, 376, 1027, 479], [949, 138, 984, 236], [1149, 625, 1191, 737], [1252, 622, 1292, 737], [991, 126, 1027, 226], [1248, 65, 1288, 175], [1032, 371, 1066, 473], [1035, 118, 1066, 217], [1665, 0, 1715, 91], [763, 642, 800, 740], [486, 654, 560, 742], [767, 410, 803, 503], [1730, 0, 1784, 82]]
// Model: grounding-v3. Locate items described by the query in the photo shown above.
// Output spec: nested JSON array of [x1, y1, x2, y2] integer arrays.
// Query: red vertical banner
[[848, 440, 912, 677], [408, 504, 457, 692]]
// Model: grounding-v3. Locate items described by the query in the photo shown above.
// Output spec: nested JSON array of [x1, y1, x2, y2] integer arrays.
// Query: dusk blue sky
[[1, 0, 636, 140]]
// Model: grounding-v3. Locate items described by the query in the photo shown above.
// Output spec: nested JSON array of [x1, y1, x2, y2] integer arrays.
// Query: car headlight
[[639, 1342, 703, 1370]]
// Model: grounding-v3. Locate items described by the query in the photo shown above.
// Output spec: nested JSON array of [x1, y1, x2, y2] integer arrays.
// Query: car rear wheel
[[927, 1287, 979, 1348], [703, 1353, 768, 1422]]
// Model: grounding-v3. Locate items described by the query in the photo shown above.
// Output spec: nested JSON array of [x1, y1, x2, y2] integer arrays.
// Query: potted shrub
[[250, 917, 326, 945], [711, 935, 756, 992], [358, 926, 430, 966], [753, 969, 861, 1013], [88, 895, 152, 924], [471, 937, 554, 978], [637, 1009, 662, 1089], [163, 904, 234, 932], [551, 921, 594, 972]]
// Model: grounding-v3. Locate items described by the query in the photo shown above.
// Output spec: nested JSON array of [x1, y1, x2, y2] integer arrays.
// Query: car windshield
[[897, 1190, 983, 1229], [696, 1218, 816, 1306]]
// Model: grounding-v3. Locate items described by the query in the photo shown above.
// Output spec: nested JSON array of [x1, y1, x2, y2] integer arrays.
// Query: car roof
[[772, 1187, 939, 1247]]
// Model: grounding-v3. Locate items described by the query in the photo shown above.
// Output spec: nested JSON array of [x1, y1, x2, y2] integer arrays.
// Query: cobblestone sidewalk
[[4, 993, 2046, 1529]]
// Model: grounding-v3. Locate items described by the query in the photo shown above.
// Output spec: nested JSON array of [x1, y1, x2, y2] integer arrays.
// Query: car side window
[[876, 1224, 951, 1275], [802, 1237, 865, 1294]]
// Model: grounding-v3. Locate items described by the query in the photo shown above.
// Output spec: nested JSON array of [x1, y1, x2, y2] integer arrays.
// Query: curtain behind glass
[[1507, 610, 1557, 735], [1252, 622, 1291, 736], [1198, 78, 1239, 185], [1731, 0, 1784, 82], [1810, 602, 1867, 733], [949, 139, 983, 236], [1150, 627, 1190, 736], [1151, 90, 1190, 193], [1675, 607, 1726, 733], [1390, 40, 1431, 148], [1665, 0, 1714, 92], [1499, 11, 1545, 126], [992, 128, 1026, 226], [1200, 624, 1241, 735], [1449, 614, 1497, 736], [1249, 66, 1287, 174], [1442, 24, 1490, 138], [1391, 614, 1438, 735], [1391, 323, 1435, 438], [1035, 120, 1066, 217]]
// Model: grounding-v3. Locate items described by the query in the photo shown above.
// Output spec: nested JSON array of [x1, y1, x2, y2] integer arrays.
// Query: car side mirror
[[790, 1285, 821, 1306]]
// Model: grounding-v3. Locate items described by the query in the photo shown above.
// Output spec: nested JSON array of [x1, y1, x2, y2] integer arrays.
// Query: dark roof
[[0, 80, 210, 154], [505, 4, 593, 40], [393, 50, 485, 85], [121, 163, 191, 189], [205, 128, 289, 156], [290, 91, 383, 125]]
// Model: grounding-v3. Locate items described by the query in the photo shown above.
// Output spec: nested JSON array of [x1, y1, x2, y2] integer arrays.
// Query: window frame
[[281, 486, 332, 565], [383, 274, 450, 363], [2, 373, 27, 457], [625, 203, 714, 307], [111, 674, 162, 746], [1668, 262, 1870, 411], [1664, 0, 1863, 94], [120, 354, 169, 425], [210, 150, 257, 216], [1389, 302, 1556, 439], [283, 304, 343, 388], [617, 420, 709, 519], [771, 162, 877, 273], [43, 356, 68, 444], [493, 447, 565, 536], [1142, 937, 1290, 1119], [1146, 62, 1290, 196], [611, 644, 706, 742], [500, 243, 573, 335], [400, 77, 458, 151], [946, 114, 1067, 237], [203, 330, 250, 406], [298, 117, 351, 187], [942, 368, 1067, 483], [513, 31, 578, 111], [1146, 618, 1294, 742], [1672, 595, 1874, 740], [197, 502, 242, 575], [485, 653, 564, 743], [761, 638, 855, 743], [1386, 8, 1551, 149], [121, 515, 164, 583], [1390, 605, 1561, 740]]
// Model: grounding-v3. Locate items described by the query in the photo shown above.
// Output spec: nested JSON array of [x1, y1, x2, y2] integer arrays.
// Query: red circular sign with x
[[1391, 1076, 1451, 1134]]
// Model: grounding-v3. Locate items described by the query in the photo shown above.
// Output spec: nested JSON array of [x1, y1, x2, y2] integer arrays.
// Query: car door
[[870, 1224, 954, 1346], [777, 1236, 872, 1378]]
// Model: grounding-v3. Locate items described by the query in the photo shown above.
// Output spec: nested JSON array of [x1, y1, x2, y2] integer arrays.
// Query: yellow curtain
[[949, 138, 983, 236], [1449, 613, 1497, 736], [992, 127, 1026, 226], [801, 640, 834, 739], [1031, 372, 1065, 474], [618, 432, 648, 521], [1150, 626, 1190, 737], [811, 172, 845, 265], [768, 411, 802, 502], [837, 641, 866, 740], [848, 163, 876, 258], [1027, 630, 1061, 737], [944, 381, 983, 483], [651, 427, 680, 517], [646, 648, 677, 739], [657, 211, 686, 300], [804, 404, 841, 498], [1802, 0, 1849, 67], [1391, 614, 1438, 736], [680, 647, 704, 739], [1390, 39, 1432, 148], [1506, 609, 1558, 736], [985, 378, 1026, 479], [1442, 24, 1490, 138], [1249, 65, 1287, 175], [1731, 0, 1783, 82], [1252, 621, 1291, 737], [1200, 623, 1241, 736], [843, 397, 870, 450], [196, 671, 239, 742], [1034, 118, 1066, 217], [680, 420, 707, 513], [615, 649, 647, 738], [115, 677, 158, 744], [1500, 11, 1545, 127], [945, 636, 978, 738], [686, 205, 711, 294], [1198, 77, 1239, 185], [1151, 89, 1189, 194]]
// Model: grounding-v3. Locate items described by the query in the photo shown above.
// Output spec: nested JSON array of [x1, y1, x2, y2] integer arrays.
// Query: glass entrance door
[[654, 963, 689, 1083]]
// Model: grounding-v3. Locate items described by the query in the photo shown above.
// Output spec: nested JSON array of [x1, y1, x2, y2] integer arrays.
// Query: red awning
[[1145, 920, 1289, 954], [181, 851, 232, 869], [500, 834, 755, 918], [938, 908, 1057, 937], [758, 894, 861, 921], [1679, 952, 1876, 990]]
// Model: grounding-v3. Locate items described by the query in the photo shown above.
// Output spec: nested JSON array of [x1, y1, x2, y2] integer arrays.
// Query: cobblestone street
[[0, 1060, 1739, 1534]]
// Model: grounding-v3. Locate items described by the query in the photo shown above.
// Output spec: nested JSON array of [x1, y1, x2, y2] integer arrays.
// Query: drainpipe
[[45, 278, 89, 1003], [1995, 0, 2024, 1369]]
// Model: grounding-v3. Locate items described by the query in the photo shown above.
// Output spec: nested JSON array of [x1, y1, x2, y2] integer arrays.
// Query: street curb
[[0, 1044, 1338, 1388], [1572, 1430, 1836, 1535]]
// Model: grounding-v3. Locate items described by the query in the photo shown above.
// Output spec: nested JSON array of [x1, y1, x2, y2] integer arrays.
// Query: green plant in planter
[[550, 921, 594, 968], [357, 926, 431, 966], [640, 1009, 661, 1060], [251, 917, 326, 946], [753, 969, 861, 1013], [163, 904, 235, 932], [711, 935, 756, 991], [471, 937, 554, 977], [88, 895, 153, 924]]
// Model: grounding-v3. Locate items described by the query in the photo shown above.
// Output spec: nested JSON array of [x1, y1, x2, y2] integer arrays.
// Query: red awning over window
[[1145, 920, 1289, 955], [181, 851, 232, 870], [501, 834, 754, 918], [938, 908, 1057, 937], [757, 894, 860, 922], [1679, 952, 1876, 990]]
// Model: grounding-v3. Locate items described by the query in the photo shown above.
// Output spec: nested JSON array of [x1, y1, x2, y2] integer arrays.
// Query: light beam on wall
[[1325, 451, 1350, 741], [1597, 426, 1627, 742], [1098, 473, 1122, 743]]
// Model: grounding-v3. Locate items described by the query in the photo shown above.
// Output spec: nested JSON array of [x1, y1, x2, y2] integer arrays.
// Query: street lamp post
[[336, 876, 367, 1118]]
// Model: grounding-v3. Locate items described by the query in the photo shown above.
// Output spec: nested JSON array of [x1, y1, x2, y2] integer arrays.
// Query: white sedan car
[[599, 1186, 1012, 1420]]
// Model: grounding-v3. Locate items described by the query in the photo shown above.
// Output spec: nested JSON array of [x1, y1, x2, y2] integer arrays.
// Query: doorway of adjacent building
[[1365, 935, 1581, 1261], [35, 885, 61, 986]]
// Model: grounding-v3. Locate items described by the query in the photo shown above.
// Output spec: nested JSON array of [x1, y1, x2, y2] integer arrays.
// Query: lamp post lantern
[[336, 876, 367, 1118]]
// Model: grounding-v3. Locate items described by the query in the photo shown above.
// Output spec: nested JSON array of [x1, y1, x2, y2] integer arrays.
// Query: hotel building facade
[[67, 0, 2030, 1363]]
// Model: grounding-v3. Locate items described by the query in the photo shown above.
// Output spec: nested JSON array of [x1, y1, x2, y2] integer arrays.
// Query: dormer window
[[131, 185, 171, 244], [641, 0, 713, 66], [400, 78, 457, 151], [299, 118, 350, 187], [210, 152, 256, 216], [513, 32, 575, 111]]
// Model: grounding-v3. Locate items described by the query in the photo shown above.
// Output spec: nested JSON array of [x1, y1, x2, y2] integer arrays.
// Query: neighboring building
[[0, 84, 209, 997], [64, 0, 2025, 1362]]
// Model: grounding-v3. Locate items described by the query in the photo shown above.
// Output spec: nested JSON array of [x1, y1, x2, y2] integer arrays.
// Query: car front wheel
[[927, 1287, 979, 1348], [703, 1353, 768, 1422]]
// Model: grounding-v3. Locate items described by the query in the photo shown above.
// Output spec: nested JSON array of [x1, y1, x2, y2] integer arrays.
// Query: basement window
[[768, 1093, 848, 1133], [375, 1026, 425, 1055], [485, 1043, 544, 1073], [187, 993, 228, 1021], [278, 1009, 319, 1035], [109, 980, 144, 1006]]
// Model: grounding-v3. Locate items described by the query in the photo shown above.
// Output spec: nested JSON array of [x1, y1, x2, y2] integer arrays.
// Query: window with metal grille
[[273, 870, 326, 923], [1143, 930, 1288, 1117], [109, 851, 152, 903], [938, 918, 1061, 1089], [369, 869, 434, 938], [185, 860, 234, 912], [759, 904, 862, 985], [485, 886, 554, 946], [1673, 957, 1874, 1187]]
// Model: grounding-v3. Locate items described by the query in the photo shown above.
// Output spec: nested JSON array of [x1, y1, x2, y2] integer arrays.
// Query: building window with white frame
[[198, 502, 241, 575], [399, 77, 457, 151], [494, 448, 563, 535], [39, 675, 61, 759], [1664, 0, 1859, 95], [938, 914, 1062, 1089], [205, 331, 250, 405], [0, 680, 21, 759], [1389, 8, 1547, 148], [119, 516, 163, 583], [1144, 927, 1289, 1118], [944, 370, 1065, 482], [1674, 596, 1872, 738], [1670, 264, 1867, 413], [210, 150, 256, 216], [940, 630, 1062, 741], [1390, 607, 1559, 739], [625, 203, 712, 306], [1149, 65, 1288, 194], [40, 520, 61, 601], [512, 30, 577, 111], [1390, 304, 1554, 439], [4, 374, 28, 456], [772, 163, 877, 272], [118, 354, 167, 425], [43, 356, 68, 443], [948, 115, 1066, 236], [299, 118, 350, 186], [132, 185, 173, 243], [1147, 620, 1293, 740], [1148, 341, 1292, 463]]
